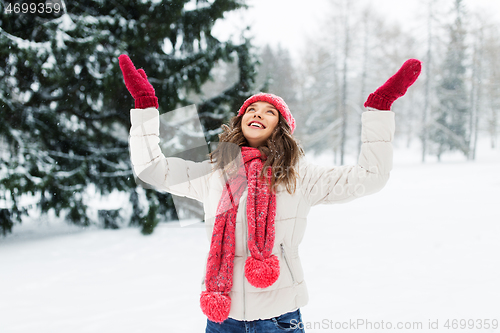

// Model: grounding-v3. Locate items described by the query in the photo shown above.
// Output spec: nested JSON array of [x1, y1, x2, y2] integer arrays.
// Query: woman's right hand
[[118, 54, 159, 109]]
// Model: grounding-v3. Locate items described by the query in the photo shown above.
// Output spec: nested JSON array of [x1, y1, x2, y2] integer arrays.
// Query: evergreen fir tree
[[0, 0, 256, 235], [255, 45, 298, 105], [430, 0, 469, 160]]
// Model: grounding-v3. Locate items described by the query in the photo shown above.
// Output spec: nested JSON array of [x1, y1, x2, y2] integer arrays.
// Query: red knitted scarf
[[200, 146, 279, 323]]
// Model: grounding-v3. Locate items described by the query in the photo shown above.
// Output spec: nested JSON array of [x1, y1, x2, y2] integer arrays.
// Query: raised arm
[[302, 59, 421, 206], [119, 55, 212, 202]]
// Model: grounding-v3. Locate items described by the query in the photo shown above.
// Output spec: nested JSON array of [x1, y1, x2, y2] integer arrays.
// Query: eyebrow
[[248, 103, 278, 110]]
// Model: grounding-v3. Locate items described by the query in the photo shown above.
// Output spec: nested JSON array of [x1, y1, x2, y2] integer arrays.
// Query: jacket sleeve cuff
[[130, 108, 159, 137], [361, 111, 395, 143]]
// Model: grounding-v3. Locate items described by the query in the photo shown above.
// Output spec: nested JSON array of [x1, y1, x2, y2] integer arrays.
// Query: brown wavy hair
[[208, 112, 305, 194]]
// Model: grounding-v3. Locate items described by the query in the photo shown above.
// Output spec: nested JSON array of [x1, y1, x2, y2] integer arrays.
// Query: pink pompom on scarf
[[200, 146, 279, 323]]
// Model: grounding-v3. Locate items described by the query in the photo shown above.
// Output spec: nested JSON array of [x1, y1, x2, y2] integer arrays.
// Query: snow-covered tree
[[0, 0, 256, 235], [429, 0, 470, 160], [475, 14, 500, 150], [296, 0, 420, 163], [254, 45, 298, 106]]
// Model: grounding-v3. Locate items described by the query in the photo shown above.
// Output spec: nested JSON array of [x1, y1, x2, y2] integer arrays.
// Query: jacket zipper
[[280, 243, 296, 284]]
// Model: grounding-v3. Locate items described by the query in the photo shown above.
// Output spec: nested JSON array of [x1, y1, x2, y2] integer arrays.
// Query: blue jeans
[[205, 309, 305, 333]]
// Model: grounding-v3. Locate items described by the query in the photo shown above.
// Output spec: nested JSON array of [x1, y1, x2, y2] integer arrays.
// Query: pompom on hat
[[238, 93, 296, 134]]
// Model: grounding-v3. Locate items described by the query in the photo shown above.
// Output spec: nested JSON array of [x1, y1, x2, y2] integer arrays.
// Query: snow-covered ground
[[1, 140, 499, 333]]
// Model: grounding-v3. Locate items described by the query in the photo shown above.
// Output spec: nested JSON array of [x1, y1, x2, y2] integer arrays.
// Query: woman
[[120, 55, 421, 332]]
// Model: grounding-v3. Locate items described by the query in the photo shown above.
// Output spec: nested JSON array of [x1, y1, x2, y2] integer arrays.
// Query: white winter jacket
[[129, 108, 395, 321]]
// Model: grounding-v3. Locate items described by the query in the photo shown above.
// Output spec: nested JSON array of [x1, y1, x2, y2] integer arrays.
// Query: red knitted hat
[[237, 93, 296, 134]]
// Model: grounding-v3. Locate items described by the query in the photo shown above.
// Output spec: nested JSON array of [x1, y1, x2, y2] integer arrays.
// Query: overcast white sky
[[212, 0, 500, 60]]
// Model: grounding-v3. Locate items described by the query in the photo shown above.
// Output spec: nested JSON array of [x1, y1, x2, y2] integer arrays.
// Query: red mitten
[[364, 59, 422, 110], [118, 54, 159, 109]]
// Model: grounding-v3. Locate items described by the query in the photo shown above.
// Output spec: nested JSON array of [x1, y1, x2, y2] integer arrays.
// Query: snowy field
[[1, 140, 499, 333]]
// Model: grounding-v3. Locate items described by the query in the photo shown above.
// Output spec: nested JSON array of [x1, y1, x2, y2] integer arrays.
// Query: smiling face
[[241, 101, 280, 148]]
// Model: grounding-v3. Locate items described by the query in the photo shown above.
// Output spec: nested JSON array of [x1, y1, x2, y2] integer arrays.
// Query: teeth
[[250, 122, 263, 128]]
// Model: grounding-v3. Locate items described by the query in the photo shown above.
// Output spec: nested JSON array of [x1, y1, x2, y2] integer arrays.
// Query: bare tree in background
[[481, 18, 500, 149], [468, 17, 484, 160]]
